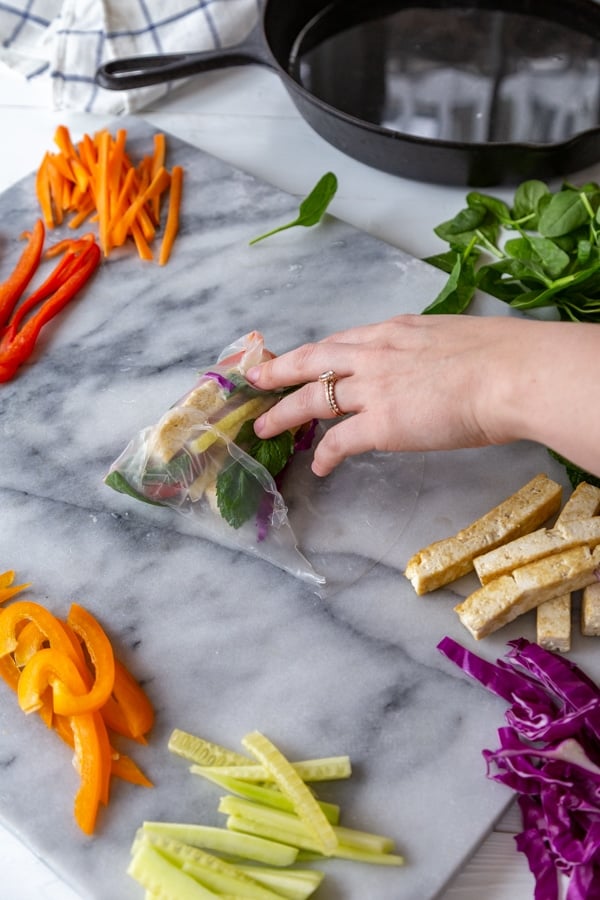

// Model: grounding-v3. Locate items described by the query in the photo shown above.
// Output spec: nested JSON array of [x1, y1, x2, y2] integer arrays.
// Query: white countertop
[[1, 57, 581, 900]]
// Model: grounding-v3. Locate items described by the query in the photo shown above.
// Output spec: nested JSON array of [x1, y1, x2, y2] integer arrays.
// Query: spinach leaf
[[504, 235, 570, 279], [512, 180, 549, 225], [249, 172, 338, 245], [422, 250, 477, 314], [538, 190, 590, 237], [422, 177, 600, 324], [433, 203, 497, 249], [466, 191, 511, 224], [422, 177, 600, 488]]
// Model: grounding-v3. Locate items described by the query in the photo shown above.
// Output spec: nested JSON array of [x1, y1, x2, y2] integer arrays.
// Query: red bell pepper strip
[[0, 219, 45, 329], [3, 237, 93, 339], [0, 239, 100, 382]]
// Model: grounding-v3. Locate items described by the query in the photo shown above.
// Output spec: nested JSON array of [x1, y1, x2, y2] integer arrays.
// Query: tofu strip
[[455, 544, 600, 640], [582, 581, 600, 636], [404, 474, 562, 595], [537, 483, 600, 651]]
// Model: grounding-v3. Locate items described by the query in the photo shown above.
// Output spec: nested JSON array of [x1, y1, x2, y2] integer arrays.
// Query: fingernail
[[253, 415, 266, 436], [246, 366, 260, 384]]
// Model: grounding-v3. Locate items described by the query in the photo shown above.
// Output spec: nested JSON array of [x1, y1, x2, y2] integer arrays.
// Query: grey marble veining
[[0, 118, 594, 900]]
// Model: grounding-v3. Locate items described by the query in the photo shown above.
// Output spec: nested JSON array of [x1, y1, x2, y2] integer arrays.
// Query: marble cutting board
[[0, 117, 596, 900]]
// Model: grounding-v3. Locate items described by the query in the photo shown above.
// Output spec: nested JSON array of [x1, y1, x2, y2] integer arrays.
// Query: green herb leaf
[[547, 450, 600, 490], [215, 422, 296, 529], [423, 177, 600, 488], [249, 172, 338, 245], [538, 190, 590, 237], [252, 430, 294, 478], [504, 235, 570, 280], [104, 470, 165, 507], [466, 191, 511, 224], [512, 180, 550, 225], [216, 460, 264, 529], [422, 250, 477, 315]]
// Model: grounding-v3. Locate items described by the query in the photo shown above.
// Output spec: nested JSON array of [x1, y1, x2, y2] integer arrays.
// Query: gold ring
[[318, 369, 345, 417]]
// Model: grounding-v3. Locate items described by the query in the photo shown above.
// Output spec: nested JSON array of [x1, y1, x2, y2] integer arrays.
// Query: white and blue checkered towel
[[0, 0, 259, 113]]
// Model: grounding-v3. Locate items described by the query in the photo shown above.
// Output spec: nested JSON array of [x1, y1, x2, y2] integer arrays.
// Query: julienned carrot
[[150, 132, 166, 221], [111, 166, 171, 247], [36, 125, 183, 263], [159, 165, 183, 266]]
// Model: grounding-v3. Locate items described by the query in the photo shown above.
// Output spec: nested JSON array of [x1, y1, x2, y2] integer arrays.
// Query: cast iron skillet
[[96, 0, 600, 187]]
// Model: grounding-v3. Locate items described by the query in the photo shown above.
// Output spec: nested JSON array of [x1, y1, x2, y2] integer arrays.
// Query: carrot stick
[[131, 222, 154, 261], [150, 133, 166, 221], [95, 130, 112, 257], [54, 124, 79, 160], [159, 165, 183, 266], [35, 155, 55, 228], [36, 126, 183, 263], [111, 167, 171, 247]]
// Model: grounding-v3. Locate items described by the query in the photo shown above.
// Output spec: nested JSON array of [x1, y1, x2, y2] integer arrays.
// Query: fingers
[[255, 373, 355, 439], [246, 341, 356, 392], [310, 416, 376, 477]]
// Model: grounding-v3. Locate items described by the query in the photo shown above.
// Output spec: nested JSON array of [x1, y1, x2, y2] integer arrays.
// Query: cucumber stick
[[242, 731, 338, 856], [190, 768, 340, 824], [189, 397, 273, 455], [142, 821, 298, 866], [220, 796, 394, 854], [168, 729, 252, 767], [190, 756, 352, 783], [130, 728, 403, 899], [127, 842, 217, 899], [235, 867, 324, 900]]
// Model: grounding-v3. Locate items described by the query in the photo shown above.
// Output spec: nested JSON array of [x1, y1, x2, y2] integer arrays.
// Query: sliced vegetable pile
[[0, 220, 100, 382], [439, 636, 600, 899], [36, 125, 183, 264], [0, 571, 154, 835], [128, 728, 403, 897]]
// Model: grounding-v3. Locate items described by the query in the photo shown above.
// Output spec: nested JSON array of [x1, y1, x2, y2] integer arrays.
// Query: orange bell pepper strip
[[110, 752, 154, 788], [49, 603, 115, 717], [71, 709, 111, 833], [16, 648, 110, 832], [1, 619, 54, 726], [100, 656, 154, 742], [17, 647, 87, 715], [0, 569, 31, 605], [0, 219, 45, 329], [13, 619, 47, 667], [0, 655, 20, 693], [0, 600, 80, 663], [53, 713, 153, 789]]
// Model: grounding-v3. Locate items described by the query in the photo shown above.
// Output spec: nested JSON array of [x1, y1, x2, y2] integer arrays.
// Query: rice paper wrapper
[[104, 331, 424, 594]]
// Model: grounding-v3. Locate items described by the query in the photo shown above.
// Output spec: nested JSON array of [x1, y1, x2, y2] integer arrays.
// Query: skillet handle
[[96, 26, 271, 90]]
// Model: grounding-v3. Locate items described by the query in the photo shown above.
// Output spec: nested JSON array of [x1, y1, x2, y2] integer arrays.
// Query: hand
[[246, 314, 526, 477]]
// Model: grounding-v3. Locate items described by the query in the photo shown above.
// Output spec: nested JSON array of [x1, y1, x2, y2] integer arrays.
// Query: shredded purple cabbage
[[204, 371, 236, 393], [294, 418, 318, 452], [438, 636, 600, 896]]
